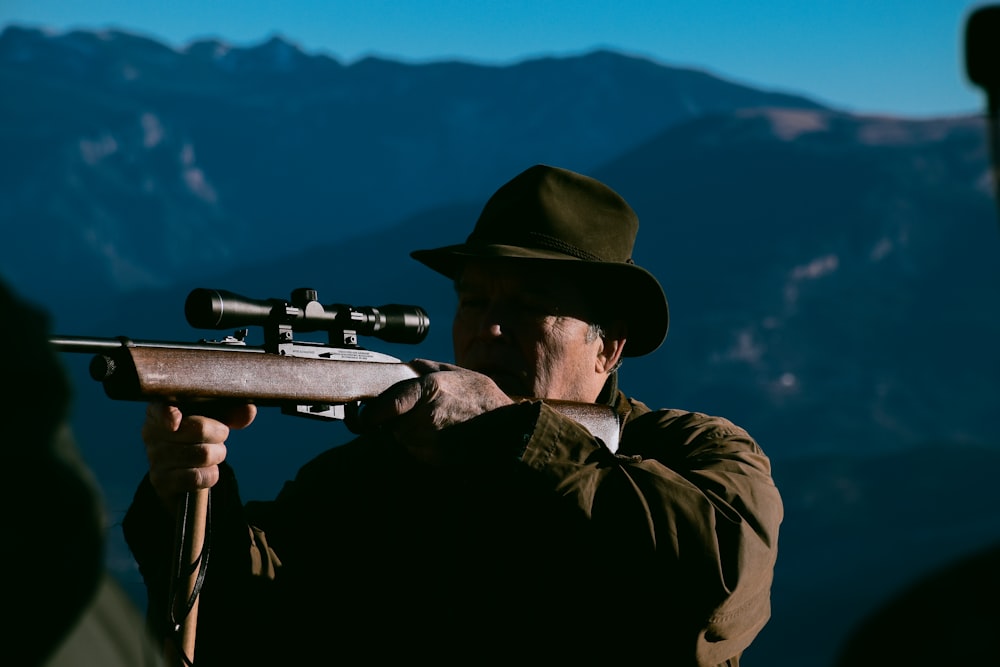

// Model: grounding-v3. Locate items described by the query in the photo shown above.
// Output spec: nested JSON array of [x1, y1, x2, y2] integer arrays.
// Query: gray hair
[[586, 322, 623, 373]]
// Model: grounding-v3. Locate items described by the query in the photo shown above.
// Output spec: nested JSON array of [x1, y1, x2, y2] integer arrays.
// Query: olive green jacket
[[124, 390, 782, 666]]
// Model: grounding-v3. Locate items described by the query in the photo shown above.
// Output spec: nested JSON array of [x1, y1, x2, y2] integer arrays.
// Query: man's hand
[[142, 402, 257, 509], [358, 359, 514, 464]]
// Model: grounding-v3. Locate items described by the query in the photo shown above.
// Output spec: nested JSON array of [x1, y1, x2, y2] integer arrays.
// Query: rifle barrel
[[50, 335, 129, 353], [49, 335, 265, 354]]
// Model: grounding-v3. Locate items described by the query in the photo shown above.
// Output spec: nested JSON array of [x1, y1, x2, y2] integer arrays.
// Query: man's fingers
[[147, 441, 227, 468], [359, 380, 425, 430], [141, 402, 250, 503], [143, 402, 256, 441], [144, 435, 229, 497], [408, 358, 461, 374], [212, 402, 257, 430], [149, 458, 222, 496], [146, 402, 182, 431], [182, 401, 258, 429]]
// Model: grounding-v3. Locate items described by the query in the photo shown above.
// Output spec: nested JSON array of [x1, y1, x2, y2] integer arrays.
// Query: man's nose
[[478, 301, 513, 338]]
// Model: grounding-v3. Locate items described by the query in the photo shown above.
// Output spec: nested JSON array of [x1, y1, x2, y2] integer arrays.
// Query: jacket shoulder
[[621, 398, 762, 458]]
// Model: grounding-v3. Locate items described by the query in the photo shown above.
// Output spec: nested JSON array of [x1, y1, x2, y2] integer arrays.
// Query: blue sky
[[1, 0, 992, 117]]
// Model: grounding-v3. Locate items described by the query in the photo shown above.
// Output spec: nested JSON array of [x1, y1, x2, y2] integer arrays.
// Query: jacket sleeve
[[518, 399, 783, 666], [122, 399, 781, 667]]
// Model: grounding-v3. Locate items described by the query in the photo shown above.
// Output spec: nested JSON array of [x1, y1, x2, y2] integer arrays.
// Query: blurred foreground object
[[1, 278, 163, 666], [966, 3, 1000, 223], [834, 543, 1000, 664]]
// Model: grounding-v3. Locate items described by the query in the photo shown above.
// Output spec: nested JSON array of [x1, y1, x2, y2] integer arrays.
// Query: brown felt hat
[[411, 164, 669, 357]]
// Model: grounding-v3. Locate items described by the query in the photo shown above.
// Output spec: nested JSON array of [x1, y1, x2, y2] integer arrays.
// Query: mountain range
[[2, 25, 999, 666]]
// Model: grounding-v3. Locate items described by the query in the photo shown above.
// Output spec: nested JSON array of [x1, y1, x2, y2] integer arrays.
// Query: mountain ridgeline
[[2, 25, 998, 666]]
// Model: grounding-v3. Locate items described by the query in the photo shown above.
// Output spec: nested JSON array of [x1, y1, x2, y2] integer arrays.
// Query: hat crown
[[467, 165, 638, 264]]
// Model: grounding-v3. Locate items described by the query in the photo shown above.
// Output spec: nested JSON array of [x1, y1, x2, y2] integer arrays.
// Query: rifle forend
[[51, 287, 430, 423]]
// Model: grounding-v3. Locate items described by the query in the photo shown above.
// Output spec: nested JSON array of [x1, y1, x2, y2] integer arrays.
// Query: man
[[124, 164, 782, 665]]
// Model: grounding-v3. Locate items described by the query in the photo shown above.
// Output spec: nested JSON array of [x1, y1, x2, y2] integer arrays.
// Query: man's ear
[[596, 322, 627, 373]]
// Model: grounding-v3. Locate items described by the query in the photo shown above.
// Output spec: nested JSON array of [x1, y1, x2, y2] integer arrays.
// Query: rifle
[[51, 286, 621, 666]]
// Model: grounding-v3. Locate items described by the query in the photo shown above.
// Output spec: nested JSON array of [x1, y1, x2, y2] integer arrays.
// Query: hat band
[[467, 231, 615, 262]]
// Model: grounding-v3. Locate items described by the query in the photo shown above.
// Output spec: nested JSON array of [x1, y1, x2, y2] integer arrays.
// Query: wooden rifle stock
[[93, 342, 422, 409]]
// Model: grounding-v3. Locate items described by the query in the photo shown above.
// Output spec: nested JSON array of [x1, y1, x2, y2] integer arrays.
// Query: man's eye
[[517, 302, 559, 322], [458, 296, 487, 309]]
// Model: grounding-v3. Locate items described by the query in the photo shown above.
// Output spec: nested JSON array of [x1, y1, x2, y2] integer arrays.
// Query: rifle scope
[[185, 288, 430, 345]]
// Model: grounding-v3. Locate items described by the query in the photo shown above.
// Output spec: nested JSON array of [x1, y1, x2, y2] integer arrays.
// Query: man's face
[[452, 261, 612, 402]]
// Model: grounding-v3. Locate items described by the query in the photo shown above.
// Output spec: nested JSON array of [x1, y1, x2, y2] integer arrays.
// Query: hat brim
[[411, 245, 669, 357]]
